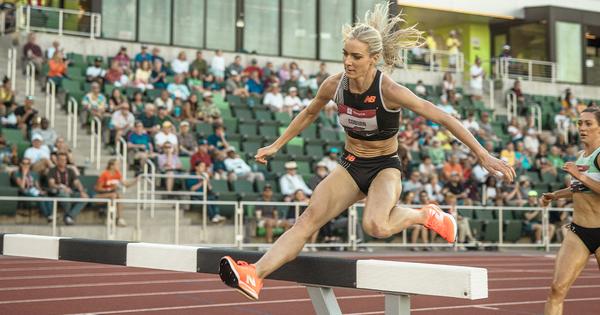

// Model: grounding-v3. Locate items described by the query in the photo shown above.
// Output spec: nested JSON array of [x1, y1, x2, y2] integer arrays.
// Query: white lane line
[[0, 279, 220, 291], [0, 265, 115, 272], [490, 275, 600, 281], [474, 305, 500, 310], [0, 271, 182, 280], [412, 296, 600, 312], [65, 294, 383, 315], [489, 284, 600, 292]]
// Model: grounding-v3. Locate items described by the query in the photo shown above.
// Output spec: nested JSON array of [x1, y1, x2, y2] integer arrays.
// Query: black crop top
[[333, 70, 400, 141]]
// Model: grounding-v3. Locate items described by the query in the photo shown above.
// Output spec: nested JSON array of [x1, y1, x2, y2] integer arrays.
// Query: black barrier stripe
[[0, 233, 4, 255], [196, 248, 357, 288], [58, 238, 130, 266]]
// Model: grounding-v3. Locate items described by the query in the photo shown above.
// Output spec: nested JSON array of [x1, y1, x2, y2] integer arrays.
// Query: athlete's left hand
[[480, 154, 516, 182], [562, 162, 581, 179]]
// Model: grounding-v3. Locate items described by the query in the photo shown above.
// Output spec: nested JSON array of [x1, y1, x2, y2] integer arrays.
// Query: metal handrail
[[44, 80, 56, 127], [18, 5, 101, 39], [115, 137, 128, 192], [90, 116, 101, 170], [6, 47, 16, 91], [506, 92, 517, 122], [400, 48, 464, 73], [490, 57, 556, 82], [66, 97, 78, 148], [25, 62, 36, 97], [142, 158, 156, 216], [531, 104, 543, 134]]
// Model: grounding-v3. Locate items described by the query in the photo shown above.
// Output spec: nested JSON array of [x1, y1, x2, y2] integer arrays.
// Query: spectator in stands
[[104, 60, 124, 87], [202, 73, 223, 92], [167, 74, 191, 101], [46, 153, 88, 225], [156, 105, 175, 128], [314, 62, 330, 88], [402, 191, 427, 251], [81, 82, 108, 126], [279, 161, 312, 199], [263, 83, 284, 113], [442, 171, 471, 205], [171, 51, 189, 75], [191, 139, 212, 171], [151, 47, 165, 65], [0, 101, 18, 129], [13, 156, 51, 220], [95, 159, 137, 226], [133, 60, 153, 91], [177, 121, 196, 156], [510, 80, 526, 115], [0, 76, 14, 105], [23, 34, 44, 73], [278, 63, 290, 85], [130, 92, 145, 116], [442, 154, 464, 181], [110, 103, 135, 149], [157, 141, 182, 192], [481, 175, 500, 206], [402, 171, 423, 202], [225, 71, 249, 98], [554, 108, 570, 144], [424, 173, 444, 203], [227, 55, 244, 78], [139, 104, 159, 134], [446, 30, 461, 68], [134, 45, 152, 69], [254, 184, 290, 243], [154, 89, 174, 112], [113, 46, 131, 72], [154, 121, 178, 153], [499, 44, 512, 60], [319, 147, 339, 173], [507, 117, 523, 142], [477, 112, 497, 143], [86, 57, 106, 84], [198, 92, 222, 124], [418, 156, 436, 180], [283, 87, 303, 115], [47, 51, 68, 87], [548, 145, 565, 170], [0, 135, 17, 167], [245, 71, 264, 96], [187, 69, 204, 93], [308, 161, 329, 190], [262, 61, 275, 79], [190, 51, 208, 77], [426, 138, 445, 169], [185, 161, 223, 222], [524, 128, 540, 156], [445, 192, 475, 245], [108, 88, 126, 112], [148, 59, 167, 90], [24, 134, 52, 173], [244, 58, 263, 79], [500, 142, 517, 168], [50, 137, 75, 168], [470, 56, 484, 101], [414, 80, 427, 97], [523, 190, 555, 244], [210, 49, 226, 82], [462, 112, 480, 135], [207, 124, 229, 153], [127, 121, 153, 172], [224, 147, 264, 182], [442, 72, 455, 97], [564, 145, 578, 162], [514, 141, 532, 173], [31, 117, 57, 150], [514, 175, 532, 206]]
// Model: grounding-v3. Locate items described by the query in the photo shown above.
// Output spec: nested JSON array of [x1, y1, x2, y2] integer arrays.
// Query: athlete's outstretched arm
[[255, 74, 339, 164], [540, 188, 572, 207], [382, 77, 515, 182]]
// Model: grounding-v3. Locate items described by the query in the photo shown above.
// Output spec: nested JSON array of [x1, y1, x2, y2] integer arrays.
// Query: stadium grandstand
[[0, 0, 599, 313]]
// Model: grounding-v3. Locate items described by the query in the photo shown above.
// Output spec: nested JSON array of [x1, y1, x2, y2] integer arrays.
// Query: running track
[[0, 253, 598, 314]]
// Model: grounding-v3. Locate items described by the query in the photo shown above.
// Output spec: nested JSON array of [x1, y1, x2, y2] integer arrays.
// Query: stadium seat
[[255, 109, 273, 121], [300, 125, 318, 140], [234, 108, 254, 120], [232, 180, 255, 193], [274, 112, 292, 126], [210, 179, 230, 193], [305, 143, 325, 157], [483, 220, 500, 242], [503, 220, 522, 243], [258, 125, 278, 139], [474, 209, 495, 221], [238, 123, 258, 137]]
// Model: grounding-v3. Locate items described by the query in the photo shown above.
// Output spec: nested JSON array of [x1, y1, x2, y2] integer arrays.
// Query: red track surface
[[0, 253, 598, 314]]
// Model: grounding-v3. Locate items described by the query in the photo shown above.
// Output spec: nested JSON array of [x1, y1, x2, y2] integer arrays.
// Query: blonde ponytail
[[342, 3, 423, 73]]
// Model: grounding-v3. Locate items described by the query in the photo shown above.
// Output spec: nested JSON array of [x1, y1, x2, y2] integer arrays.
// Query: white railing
[[141, 158, 156, 216], [115, 137, 128, 192], [44, 79, 56, 127], [401, 48, 464, 74], [89, 116, 101, 170], [18, 5, 101, 39], [66, 97, 78, 148], [488, 79, 495, 111], [492, 57, 556, 83], [531, 104, 543, 133], [506, 92, 518, 122], [25, 62, 36, 97], [6, 47, 16, 91]]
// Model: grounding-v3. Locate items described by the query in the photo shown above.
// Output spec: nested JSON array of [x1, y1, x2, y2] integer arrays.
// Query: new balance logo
[[247, 275, 257, 287], [364, 96, 376, 103]]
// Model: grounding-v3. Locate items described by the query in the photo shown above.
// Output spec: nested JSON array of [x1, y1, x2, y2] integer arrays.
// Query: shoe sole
[[447, 212, 458, 245], [219, 257, 258, 301]]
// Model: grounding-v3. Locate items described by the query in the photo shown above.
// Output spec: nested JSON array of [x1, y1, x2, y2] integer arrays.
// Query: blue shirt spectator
[[134, 46, 153, 68], [167, 74, 191, 101]]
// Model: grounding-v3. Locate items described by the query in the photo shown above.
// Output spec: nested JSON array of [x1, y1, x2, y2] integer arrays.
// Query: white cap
[[32, 134, 43, 141]]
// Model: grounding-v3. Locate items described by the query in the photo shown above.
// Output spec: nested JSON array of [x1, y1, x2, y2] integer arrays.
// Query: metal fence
[[400, 48, 464, 74], [491, 57, 556, 83], [17, 5, 101, 39]]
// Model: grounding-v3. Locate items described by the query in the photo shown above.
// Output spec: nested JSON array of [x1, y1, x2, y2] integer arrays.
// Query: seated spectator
[[444, 192, 475, 245], [548, 145, 565, 169], [156, 105, 175, 127], [224, 147, 264, 182], [514, 141, 532, 173], [202, 73, 223, 92], [424, 173, 444, 203], [308, 161, 329, 190], [108, 88, 126, 112], [263, 83, 284, 112], [402, 171, 423, 201], [24, 134, 52, 173], [104, 60, 126, 87], [81, 82, 108, 125], [477, 112, 497, 143], [95, 159, 137, 226], [197, 92, 222, 124], [50, 137, 75, 168], [442, 72, 455, 96], [114, 46, 131, 72], [442, 154, 464, 181], [86, 57, 106, 84], [210, 50, 226, 82], [279, 161, 312, 199], [177, 121, 196, 156], [110, 103, 135, 148], [507, 117, 523, 142], [243, 58, 263, 79], [500, 142, 517, 168], [46, 153, 88, 225], [225, 71, 249, 98], [150, 59, 167, 89], [157, 142, 182, 192], [139, 104, 159, 134], [314, 62, 330, 87], [414, 80, 427, 97], [245, 71, 264, 96], [48, 41, 62, 59], [190, 139, 213, 171], [523, 190, 555, 244], [262, 61, 275, 79], [23, 33, 44, 73], [462, 112, 480, 135], [134, 45, 152, 69], [254, 184, 290, 243], [207, 124, 229, 153], [427, 138, 445, 168], [283, 87, 303, 115], [227, 55, 244, 77], [442, 171, 471, 205], [127, 121, 154, 172], [187, 69, 204, 92], [167, 74, 191, 101], [13, 157, 52, 220], [154, 121, 178, 153], [31, 117, 57, 150], [481, 176, 500, 206], [181, 94, 199, 123], [0, 76, 14, 105], [47, 51, 68, 87], [154, 89, 174, 112], [130, 91, 145, 116], [133, 60, 153, 91], [171, 51, 189, 75], [185, 161, 223, 222], [319, 147, 339, 172], [190, 50, 208, 76], [418, 156, 436, 181], [151, 47, 165, 65], [0, 101, 17, 129]]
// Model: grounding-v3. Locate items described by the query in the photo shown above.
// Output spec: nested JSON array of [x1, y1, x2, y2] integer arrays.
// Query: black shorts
[[568, 223, 600, 254], [338, 150, 402, 195]]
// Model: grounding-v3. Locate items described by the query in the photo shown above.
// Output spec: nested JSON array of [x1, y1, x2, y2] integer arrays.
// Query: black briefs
[[338, 150, 402, 195], [569, 223, 600, 254]]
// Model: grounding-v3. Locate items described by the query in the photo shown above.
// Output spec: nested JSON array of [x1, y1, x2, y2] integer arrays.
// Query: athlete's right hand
[[255, 145, 278, 164], [540, 192, 555, 207]]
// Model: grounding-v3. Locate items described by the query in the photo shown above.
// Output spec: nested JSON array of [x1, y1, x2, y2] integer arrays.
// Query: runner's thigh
[[551, 230, 591, 289], [363, 168, 402, 223]]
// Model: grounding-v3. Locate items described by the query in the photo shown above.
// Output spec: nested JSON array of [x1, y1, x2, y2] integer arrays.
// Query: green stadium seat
[[66, 53, 85, 66], [226, 95, 243, 107], [62, 79, 83, 93], [0, 187, 19, 216], [241, 140, 262, 156], [258, 125, 278, 138], [222, 118, 238, 133], [483, 220, 500, 242], [180, 156, 190, 171], [503, 220, 522, 243], [305, 143, 325, 157], [3, 129, 25, 144], [274, 112, 292, 126], [234, 108, 254, 120], [195, 123, 214, 137], [474, 209, 495, 221], [300, 125, 318, 139], [320, 129, 338, 142], [232, 180, 255, 193], [239, 123, 258, 137], [210, 179, 230, 192], [270, 160, 287, 174], [79, 175, 99, 194], [217, 192, 238, 218], [296, 161, 311, 175], [285, 144, 303, 156], [255, 109, 273, 121], [458, 209, 473, 219], [145, 89, 162, 101]]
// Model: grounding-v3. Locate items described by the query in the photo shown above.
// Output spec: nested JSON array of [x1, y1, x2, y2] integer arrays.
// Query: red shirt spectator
[[190, 139, 212, 170]]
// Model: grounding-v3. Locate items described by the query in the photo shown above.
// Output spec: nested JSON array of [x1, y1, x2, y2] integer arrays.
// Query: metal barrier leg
[[385, 294, 410, 315], [306, 286, 342, 315]]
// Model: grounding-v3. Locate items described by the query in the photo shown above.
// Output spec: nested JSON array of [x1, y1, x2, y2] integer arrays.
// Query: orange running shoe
[[422, 204, 457, 243], [219, 256, 263, 300]]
